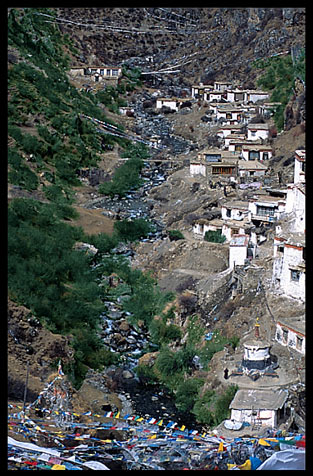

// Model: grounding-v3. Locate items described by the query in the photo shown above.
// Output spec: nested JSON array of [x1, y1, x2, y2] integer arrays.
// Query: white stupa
[[242, 318, 273, 374]]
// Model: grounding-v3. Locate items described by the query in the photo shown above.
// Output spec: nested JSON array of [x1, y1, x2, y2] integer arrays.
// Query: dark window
[[296, 335, 303, 351], [249, 150, 260, 160], [290, 270, 300, 282], [256, 205, 276, 217], [205, 154, 221, 162]]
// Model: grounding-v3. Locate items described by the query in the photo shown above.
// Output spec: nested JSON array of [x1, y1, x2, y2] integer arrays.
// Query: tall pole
[[23, 361, 30, 413]]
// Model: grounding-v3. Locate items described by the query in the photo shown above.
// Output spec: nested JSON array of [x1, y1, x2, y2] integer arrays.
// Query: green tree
[[113, 218, 155, 242], [175, 378, 204, 413]]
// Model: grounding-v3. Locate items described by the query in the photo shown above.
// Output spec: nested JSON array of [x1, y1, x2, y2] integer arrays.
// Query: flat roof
[[277, 315, 305, 336], [246, 90, 269, 94], [230, 389, 288, 410], [295, 149, 306, 160], [218, 124, 244, 129], [222, 201, 250, 210], [229, 234, 249, 246], [238, 161, 268, 170], [241, 144, 272, 151], [70, 65, 121, 69], [247, 123, 269, 130]]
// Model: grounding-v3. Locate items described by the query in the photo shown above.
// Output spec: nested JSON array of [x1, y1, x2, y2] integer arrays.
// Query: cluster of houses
[[192, 147, 305, 345], [69, 65, 122, 83]]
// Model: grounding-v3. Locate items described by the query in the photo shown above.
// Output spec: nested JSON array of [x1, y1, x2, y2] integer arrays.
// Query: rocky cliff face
[[56, 7, 305, 87], [8, 299, 74, 402]]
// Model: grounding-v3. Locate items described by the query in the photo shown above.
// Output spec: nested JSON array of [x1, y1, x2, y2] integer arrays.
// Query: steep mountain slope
[[55, 7, 305, 87]]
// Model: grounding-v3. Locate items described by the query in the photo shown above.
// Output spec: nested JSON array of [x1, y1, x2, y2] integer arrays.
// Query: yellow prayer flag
[[258, 438, 271, 446], [218, 441, 224, 452], [180, 425, 186, 431], [136, 417, 144, 422], [227, 463, 237, 469], [51, 464, 66, 470], [157, 419, 163, 426], [239, 459, 251, 470], [149, 434, 157, 439], [115, 411, 120, 419]]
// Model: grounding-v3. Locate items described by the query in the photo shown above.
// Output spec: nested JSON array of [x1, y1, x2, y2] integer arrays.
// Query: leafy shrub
[[204, 230, 226, 243], [136, 363, 158, 385], [192, 385, 238, 426], [155, 347, 182, 377], [149, 318, 182, 345], [98, 157, 144, 198], [175, 378, 204, 413], [113, 218, 155, 242], [168, 229, 185, 241], [8, 149, 39, 191], [192, 389, 216, 425]]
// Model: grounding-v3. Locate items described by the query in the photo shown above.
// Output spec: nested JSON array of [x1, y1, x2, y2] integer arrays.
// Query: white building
[[237, 160, 268, 179], [222, 220, 257, 245], [189, 160, 207, 177], [272, 234, 305, 302], [221, 201, 250, 221], [247, 123, 269, 141], [241, 144, 273, 161], [191, 83, 213, 99], [275, 315, 305, 355], [226, 89, 246, 103], [213, 80, 232, 92], [204, 90, 223, 102], [216, 106, 243, 124], [192, 218, 223, 239], [229, 234, 251, 268], [249, 195, 286, 224], [293, 149, 305, 184], [227, 138, 262, 154], [224, 134, 246, 149], [258, 102, 282, 118], [229, 389, 288, 428], [285, 184, 305, 233], [242, 337, 272, 372], [244, 90, 270, 103], [217, 124, 245, 139], [69, 65, 122, 82]]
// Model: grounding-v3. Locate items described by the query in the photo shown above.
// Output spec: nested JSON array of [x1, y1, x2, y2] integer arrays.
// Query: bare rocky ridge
[[56, 7, 305, 89]]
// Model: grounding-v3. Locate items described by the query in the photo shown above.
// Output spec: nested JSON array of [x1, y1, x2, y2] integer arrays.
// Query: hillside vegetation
[[8, 8, 168, 387]]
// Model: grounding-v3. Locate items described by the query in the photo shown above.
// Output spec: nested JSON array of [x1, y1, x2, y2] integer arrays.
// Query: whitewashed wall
[[229, 244, 247, 268], [247, 129, 269, 141], [190, 163, 206, 177], [280, 245, 305, 301], [275, 322, 305, 354]]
